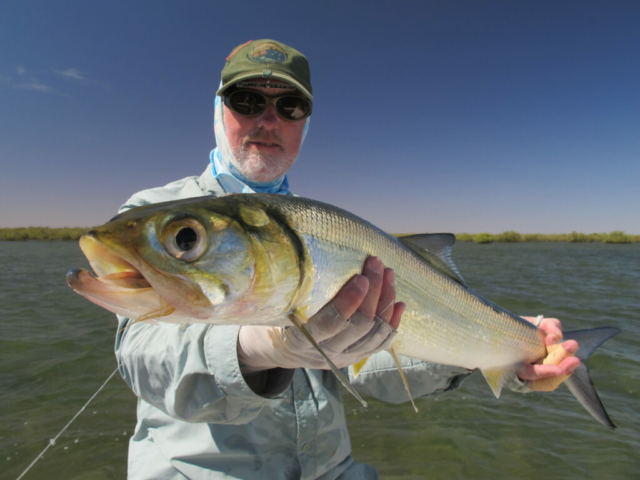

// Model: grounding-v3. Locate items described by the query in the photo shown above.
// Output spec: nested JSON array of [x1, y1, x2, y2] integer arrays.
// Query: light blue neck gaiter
[[210, 89, 310, 194]]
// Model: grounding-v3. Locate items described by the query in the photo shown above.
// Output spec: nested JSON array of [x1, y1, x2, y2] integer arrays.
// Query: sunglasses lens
[[228, 91, 266, 116], [226, 90, 311, 120], [276, 97, 311, 120]]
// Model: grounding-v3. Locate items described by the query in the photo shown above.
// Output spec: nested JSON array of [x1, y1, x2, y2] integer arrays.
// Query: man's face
[[222, 80, 306, 183]]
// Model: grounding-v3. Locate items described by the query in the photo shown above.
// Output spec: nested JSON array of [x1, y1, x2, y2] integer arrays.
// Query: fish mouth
[[73, 234, 150, 288], [66, 235, 170, 320]]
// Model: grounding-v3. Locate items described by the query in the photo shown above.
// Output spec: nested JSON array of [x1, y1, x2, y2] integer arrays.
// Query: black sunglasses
[[223, 89, 312, 121]]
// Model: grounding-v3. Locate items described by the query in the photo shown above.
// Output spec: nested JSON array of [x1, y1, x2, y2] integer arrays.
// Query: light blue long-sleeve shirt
[[115, 165, 486, 479]]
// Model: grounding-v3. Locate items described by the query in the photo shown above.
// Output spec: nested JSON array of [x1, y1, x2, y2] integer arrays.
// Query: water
[[1, 241, 639, 479]]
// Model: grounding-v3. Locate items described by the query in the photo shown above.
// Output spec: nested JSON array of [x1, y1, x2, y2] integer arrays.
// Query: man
[[115, 40, 579, 479]]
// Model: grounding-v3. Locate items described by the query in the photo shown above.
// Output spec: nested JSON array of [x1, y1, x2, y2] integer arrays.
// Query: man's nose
[[256, 104, 279, 127]]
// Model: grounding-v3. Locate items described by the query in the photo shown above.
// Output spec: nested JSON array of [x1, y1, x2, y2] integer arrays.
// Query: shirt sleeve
[[349, 351, 533, 404], [115, 319, 294, 424], [348, 351, 473, 403]]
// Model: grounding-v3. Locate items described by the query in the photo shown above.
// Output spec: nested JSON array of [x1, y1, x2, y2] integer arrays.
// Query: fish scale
[[262, 195, 546, 371]]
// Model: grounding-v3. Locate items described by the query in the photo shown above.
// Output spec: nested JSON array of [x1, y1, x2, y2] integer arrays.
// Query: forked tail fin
[[563, 327, 621, 429]]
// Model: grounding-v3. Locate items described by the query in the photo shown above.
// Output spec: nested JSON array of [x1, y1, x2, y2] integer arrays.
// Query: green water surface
[[1, 242, 638, 479]]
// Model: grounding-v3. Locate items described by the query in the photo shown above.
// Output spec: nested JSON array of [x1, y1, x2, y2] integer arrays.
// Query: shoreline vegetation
[[0, 227, 638, 244], [398, 230, 640, 244]]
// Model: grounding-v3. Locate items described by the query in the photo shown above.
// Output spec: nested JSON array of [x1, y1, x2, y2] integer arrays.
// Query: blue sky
[[1, 0, 638, 233]]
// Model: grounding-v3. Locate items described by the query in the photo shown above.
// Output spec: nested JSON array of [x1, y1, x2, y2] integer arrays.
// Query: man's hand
[[517, 316, 580, 388], [238, 257, 405, 374]]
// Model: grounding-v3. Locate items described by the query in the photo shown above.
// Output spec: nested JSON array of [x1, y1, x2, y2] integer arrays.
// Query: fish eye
[[176, 227, 197, 251], [163, 218, 208, 262]]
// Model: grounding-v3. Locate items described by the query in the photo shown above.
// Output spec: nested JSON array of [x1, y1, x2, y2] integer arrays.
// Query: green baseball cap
[[216, 39, 313, 100]]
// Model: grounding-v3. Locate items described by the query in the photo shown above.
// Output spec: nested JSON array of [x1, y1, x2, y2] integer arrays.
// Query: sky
[[1, 0, 638, 234]]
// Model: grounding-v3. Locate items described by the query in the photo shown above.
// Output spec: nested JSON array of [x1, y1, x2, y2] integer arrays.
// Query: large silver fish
[[67, 194, 620, 428]]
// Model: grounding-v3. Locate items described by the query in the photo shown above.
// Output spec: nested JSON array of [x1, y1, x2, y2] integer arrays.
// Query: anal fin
[[481, 365, 520, 398]]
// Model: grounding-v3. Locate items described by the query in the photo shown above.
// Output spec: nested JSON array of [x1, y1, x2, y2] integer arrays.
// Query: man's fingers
[[321, 312, 374, 352], [329, 275, 369, 321], [539, 317, 563, 345], [518, 356, 581, 381], [518, 339, 580, 382], [522, 316, 565, 347], [358, 257, 384, 319], [536, 356, 580, 379], [292, 302, 348, 343], [305, 257, 402, 350], [344, 317, 396, 356], [559, 339, 579, 355], [390, 302, 405, 330], [375, 268, 396, 322]]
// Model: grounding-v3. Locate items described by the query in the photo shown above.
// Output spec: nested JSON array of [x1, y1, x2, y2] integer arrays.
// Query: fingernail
[[567, 366, 577, 374], [548, 334, 560, 345], [355, 275, 369, 292], [386, 269, 395, 286], [369, 257, 382, 274], [563, 341, 579, 354]]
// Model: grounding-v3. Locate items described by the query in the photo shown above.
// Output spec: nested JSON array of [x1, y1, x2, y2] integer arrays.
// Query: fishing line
[[16, 367, 120, 480]]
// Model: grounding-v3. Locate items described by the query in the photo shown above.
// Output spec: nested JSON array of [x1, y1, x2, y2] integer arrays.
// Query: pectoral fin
[[288, 311, 368, 408], [388, 347, 418, 413]]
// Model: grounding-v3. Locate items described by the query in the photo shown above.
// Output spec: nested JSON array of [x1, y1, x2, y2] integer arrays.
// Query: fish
[[67, 193, 620, 428]]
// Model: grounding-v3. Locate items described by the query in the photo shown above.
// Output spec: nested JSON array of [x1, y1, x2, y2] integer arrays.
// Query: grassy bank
[[2, 227, 639, 244], [398, 231, 640, 244], [0, 227, 90, 241]]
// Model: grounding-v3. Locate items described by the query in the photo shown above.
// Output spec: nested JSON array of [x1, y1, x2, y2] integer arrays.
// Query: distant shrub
[[543, 234, 565, 242], [0, 228, 28, 241], [393, 231, 640, 244], [522, 233, 544, 242], [495, 230, 521, 242], [455, 233, 474, 242], [473, 233, 494, 244], [568, 231, 587, 243], [0, 227, 89, 241], [604, 231, 632, 244]]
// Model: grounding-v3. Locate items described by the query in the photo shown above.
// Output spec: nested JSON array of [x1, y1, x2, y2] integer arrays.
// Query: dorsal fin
[[398, 234, 466, 286]]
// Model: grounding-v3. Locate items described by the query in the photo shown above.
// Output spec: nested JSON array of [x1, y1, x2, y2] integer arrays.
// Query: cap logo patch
[[248, 42, 287, 64]]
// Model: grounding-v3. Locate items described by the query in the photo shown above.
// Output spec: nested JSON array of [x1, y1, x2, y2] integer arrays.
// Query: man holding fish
[[112, 40, 580, 479]]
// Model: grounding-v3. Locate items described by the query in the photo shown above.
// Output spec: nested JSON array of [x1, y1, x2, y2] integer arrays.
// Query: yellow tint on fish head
[[236, 204, 310, 317], [239, 204, 270, 227], [89, 207, 255, 321], [146, 208, 259, 318]]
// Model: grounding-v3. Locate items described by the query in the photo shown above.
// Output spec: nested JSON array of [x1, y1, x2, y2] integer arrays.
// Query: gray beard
[[230, 146, 295, 183]]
